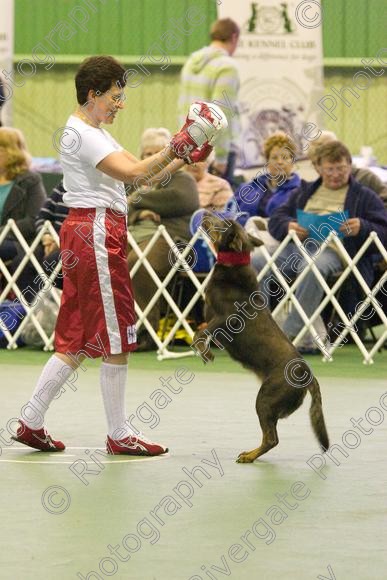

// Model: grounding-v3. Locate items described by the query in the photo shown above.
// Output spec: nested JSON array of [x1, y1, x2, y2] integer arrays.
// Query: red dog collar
[[217, 251, 251, 266]]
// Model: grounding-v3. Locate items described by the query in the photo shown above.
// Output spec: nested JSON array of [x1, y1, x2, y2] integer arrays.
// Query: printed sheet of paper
[[296, 209, 349, 241]]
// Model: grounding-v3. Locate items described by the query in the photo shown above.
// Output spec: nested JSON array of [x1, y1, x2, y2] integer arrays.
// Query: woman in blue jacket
[[233, 131, 300, 225]]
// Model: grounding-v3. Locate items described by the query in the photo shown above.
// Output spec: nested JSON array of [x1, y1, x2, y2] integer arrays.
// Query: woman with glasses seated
[[259, 141, 387, 353], [306, 131, 387, 208]]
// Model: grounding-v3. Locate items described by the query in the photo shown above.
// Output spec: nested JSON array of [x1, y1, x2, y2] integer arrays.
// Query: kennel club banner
[[0, 0, 14, 125], [218, 0, 324, 167]]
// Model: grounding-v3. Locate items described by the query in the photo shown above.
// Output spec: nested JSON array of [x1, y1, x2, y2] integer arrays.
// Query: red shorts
[[55, 208, 137, 357]]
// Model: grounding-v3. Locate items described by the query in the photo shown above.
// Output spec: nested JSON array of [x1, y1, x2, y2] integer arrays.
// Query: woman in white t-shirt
[[12, 55, 223, 456]]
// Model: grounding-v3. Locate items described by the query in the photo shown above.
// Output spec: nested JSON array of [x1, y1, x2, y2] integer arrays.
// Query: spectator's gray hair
[[308, 130, 337, 164], [140, 127, 171, 154]]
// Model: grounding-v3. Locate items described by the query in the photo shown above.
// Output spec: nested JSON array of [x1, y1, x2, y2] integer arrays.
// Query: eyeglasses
[[320, 165, 350, 176], [99, 90, 126, 104], [109, 93, 126, 104]]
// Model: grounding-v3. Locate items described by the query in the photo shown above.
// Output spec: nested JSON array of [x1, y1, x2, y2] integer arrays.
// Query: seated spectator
[[307, 131, 387, 208], [184, 151, 233, 211], [14, 180, 68, 300], [35, 179, 68, 269], [233, 131, 300, 227], [260, 141, 387, 350], [303, 133, 387, 345], [127, 128, 199, 351], [0, 127, 46, 266], [14, 181, 68, 346]]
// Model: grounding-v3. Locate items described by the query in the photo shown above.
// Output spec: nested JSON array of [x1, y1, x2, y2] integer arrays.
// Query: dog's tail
[[309, 380, 329, 452]]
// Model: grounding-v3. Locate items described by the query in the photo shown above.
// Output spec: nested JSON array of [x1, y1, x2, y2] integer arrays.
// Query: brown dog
[[191, 215, 329, 463]]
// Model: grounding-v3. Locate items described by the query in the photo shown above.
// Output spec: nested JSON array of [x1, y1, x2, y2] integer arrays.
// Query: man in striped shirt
[[178, 18, 240, 183], [35, 180, 68, 234]]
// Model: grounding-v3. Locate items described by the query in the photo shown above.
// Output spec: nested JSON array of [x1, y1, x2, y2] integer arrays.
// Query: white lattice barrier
[[0, 221, 386, 363], [256, 230, 387, 364], [0, 219, 61, 351], [128, 225, 215, 360]]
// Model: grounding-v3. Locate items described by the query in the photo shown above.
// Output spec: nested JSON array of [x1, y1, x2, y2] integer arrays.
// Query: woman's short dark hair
[[75, 56, 126, 105]]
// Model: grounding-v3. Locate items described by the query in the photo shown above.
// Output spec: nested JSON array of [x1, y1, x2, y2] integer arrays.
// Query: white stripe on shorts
[[93, 207, 122, 354]]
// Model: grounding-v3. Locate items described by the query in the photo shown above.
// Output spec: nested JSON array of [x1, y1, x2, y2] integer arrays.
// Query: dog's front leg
[[191, 319, 228, 363], [191, 328, 215, 363]]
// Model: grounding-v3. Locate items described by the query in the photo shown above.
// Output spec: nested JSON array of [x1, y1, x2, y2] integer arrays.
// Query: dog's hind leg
[[237, 408, 279, 463], [236, 424, 278, 463]]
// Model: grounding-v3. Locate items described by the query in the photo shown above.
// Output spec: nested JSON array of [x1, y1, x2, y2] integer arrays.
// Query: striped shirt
[[35, 180, 68, 234], [178, 46, 240, 164]]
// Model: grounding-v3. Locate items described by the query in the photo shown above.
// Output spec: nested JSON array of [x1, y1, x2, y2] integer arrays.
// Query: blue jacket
[[233, 173, 300, 226], [268, 177, 387, 286]]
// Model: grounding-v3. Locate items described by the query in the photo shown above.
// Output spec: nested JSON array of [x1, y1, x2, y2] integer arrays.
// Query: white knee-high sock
[[100, 362, 131, 438], [21, 354, 76, 429]]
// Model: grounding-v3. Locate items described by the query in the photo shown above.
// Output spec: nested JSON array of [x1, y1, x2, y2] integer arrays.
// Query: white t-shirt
[[60, 115, 126, 211]]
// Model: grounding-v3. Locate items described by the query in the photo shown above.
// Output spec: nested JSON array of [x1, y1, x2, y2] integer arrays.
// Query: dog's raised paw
[[203, 351, 215, 364]]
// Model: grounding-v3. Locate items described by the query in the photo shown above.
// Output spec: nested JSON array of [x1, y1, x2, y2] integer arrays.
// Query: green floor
[[1, 341, 387, 378], [0, 349, 386, 579]]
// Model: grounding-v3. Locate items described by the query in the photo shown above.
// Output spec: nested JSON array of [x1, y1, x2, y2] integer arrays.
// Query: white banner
[[0, 0, 14, 125], [218, 0, 324, 167]]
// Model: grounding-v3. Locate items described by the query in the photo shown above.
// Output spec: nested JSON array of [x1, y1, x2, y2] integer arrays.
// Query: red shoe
[[11, 420, 65, 452], [106, 433, 168, 456]]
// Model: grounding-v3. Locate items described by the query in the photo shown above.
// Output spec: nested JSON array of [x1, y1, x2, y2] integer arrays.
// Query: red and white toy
[[171, 101, 228, 164]]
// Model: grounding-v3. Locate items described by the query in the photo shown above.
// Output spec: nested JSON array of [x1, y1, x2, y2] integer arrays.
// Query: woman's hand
[[288, 221, 309, 241], [41, 233, 59, 257], [339, 218, 361, 237]]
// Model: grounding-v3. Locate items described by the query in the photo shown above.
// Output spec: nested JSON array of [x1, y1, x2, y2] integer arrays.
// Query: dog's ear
[[202, 211, 224, 228], [229, 233, 244, 252], [200, 212, 225, 239], [247, 233, 264, 247]]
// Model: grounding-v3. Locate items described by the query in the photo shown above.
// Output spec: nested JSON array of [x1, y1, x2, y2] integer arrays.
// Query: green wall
[[322, 0, 386, 58], [11, 0, 387, 163], [14, 0, 386, 58], [15, 0, 217, 58]]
